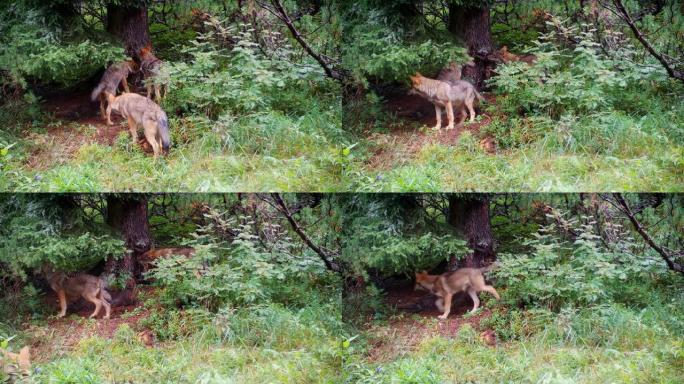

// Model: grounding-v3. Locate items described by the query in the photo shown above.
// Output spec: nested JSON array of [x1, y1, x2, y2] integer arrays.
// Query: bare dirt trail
[[364, 280, 497, 363], [366, 92, 497, 171], [25, 90, 152, 170]]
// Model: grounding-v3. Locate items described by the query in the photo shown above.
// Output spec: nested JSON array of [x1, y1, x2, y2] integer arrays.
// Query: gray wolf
[[139, 247, 196, 275], [414, 264, 500, 319], [105, 92, 171, 158], [436, 61, 475, 85], [45, 269, 112, 319], [91, 60, 139, 125], [409, 73, 484, 130], [139, 45, 167, 101]]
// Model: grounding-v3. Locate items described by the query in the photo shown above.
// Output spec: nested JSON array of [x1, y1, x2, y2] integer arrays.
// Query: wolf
[[91, 60, 139, 125], [436, 61, 474, 85], [409, 73, 484, 130], [45, 269, 112, 319], [414, 264, 500, 319], [1, 346, 31, 376], [139, 247, 196, 275], [139, 45, 167, 101], [105, 92, 171, 158]]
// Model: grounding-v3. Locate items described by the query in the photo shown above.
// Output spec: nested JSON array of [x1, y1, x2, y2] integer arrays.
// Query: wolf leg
[[84, 292, 102, 318], [458, 106, 467, 125], [438, 293, 453, 319], [57, 290, 68, 317], [483, 285, 500, 299], [128, 117, 138, 145], [99, 95, 107, 121], [433, 104, 442, 130], [100, 291, 112, 319], [146, 82, 153, 99], [466, 97, 476, 123], [446, 101, 455, 130], [154, 84, 161, 101], [435, 297, 444, 312], [467, 287, 480, 313], [143, 120, 161, 158], [121, 77, 130, 93]]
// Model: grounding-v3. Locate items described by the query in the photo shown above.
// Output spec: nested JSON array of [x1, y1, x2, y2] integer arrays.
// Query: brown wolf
[[414, 264, 500, 319], [1, 346, 31, 376], [45, 269, 112, 319], [409, 73, 484, 130], [91, 60, 139, 125], [139, 45, 167, 101], [139, 247, 196, 274], [105, 92, 171, 158]]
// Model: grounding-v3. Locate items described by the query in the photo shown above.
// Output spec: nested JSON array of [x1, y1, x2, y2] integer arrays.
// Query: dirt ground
[[25, 286, 157, 363], [24, 90, 153, 170], [364, 280, 497, 363], [366, 92, 497, 171]]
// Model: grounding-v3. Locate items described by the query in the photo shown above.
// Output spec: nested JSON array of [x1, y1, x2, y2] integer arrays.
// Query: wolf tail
[[158, 113, 171, 153], [90, 82, 105, 101]]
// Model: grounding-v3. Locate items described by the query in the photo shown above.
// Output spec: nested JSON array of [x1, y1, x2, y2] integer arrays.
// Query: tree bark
[[106, 3, 152, 60], [447, 195, 496, 269], [448, 4, 495, 89], [105, 195, 152, 304]]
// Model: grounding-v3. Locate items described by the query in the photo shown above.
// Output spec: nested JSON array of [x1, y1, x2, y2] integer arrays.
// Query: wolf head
[[409, 72, 424, 88], [414, 270, 436, 292]]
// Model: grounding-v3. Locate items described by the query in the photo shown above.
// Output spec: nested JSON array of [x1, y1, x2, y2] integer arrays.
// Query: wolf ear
[[105, 92, 116, 104]]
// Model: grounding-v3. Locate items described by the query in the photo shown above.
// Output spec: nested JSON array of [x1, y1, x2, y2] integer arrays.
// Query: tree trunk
[[447, 195, 495, 269], [106, 4, 152, 60], [105, 195, 152, 304], [448, 4, 495, 89]]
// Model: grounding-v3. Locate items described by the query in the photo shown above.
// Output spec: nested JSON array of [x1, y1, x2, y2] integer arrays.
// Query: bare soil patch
[[366, 93, 497, 171], [365, 280, 496, 363], [24, 90, 153, 170]]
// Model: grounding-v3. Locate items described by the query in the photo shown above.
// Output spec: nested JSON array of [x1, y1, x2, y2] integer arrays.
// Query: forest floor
[[363, 281, 496, 363], [6, 286, 343, 383], [351, 89, 684, 192], [346, 282, 684, 383], [365, 93, 497, 172], [2, 87, 345, 192], [25, 90, 153, 171]]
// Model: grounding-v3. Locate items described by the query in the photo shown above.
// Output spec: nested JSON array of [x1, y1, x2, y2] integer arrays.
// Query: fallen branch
[[612, 0, 684, 83], [613, 193, 684, 275], [271, 193, 341, 273], [262, 0, 342, 82]]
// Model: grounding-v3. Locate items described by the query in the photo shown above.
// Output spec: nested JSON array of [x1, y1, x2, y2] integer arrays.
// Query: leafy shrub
[[495, 214, 667, 310], [490, 20, 661, 119]]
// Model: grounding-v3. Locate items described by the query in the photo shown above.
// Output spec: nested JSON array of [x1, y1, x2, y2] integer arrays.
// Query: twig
[[612, 0, 684, 83], [271, 193, 341, 273], [613, 193, 684, 275]]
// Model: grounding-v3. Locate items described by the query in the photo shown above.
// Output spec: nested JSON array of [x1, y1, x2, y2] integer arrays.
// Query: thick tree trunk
[[106, 4, 152, 60], [448, 4, 495, 89], [447, 195, 495, 269], [105, 195, 152, 304]]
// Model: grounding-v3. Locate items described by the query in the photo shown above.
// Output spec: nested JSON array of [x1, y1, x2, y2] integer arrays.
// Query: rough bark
[[448, 4, 495, 89], [106, 3, 152, 60], [447, 195, 496, 269], [105, 195, 152, 304]]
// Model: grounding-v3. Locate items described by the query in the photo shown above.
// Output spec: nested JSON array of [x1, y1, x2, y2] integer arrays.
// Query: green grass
[[344, 302, 684, 383], [347, 112, 684, 192], [1, 107, 347, 192], [2, 302, 345, 383]]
